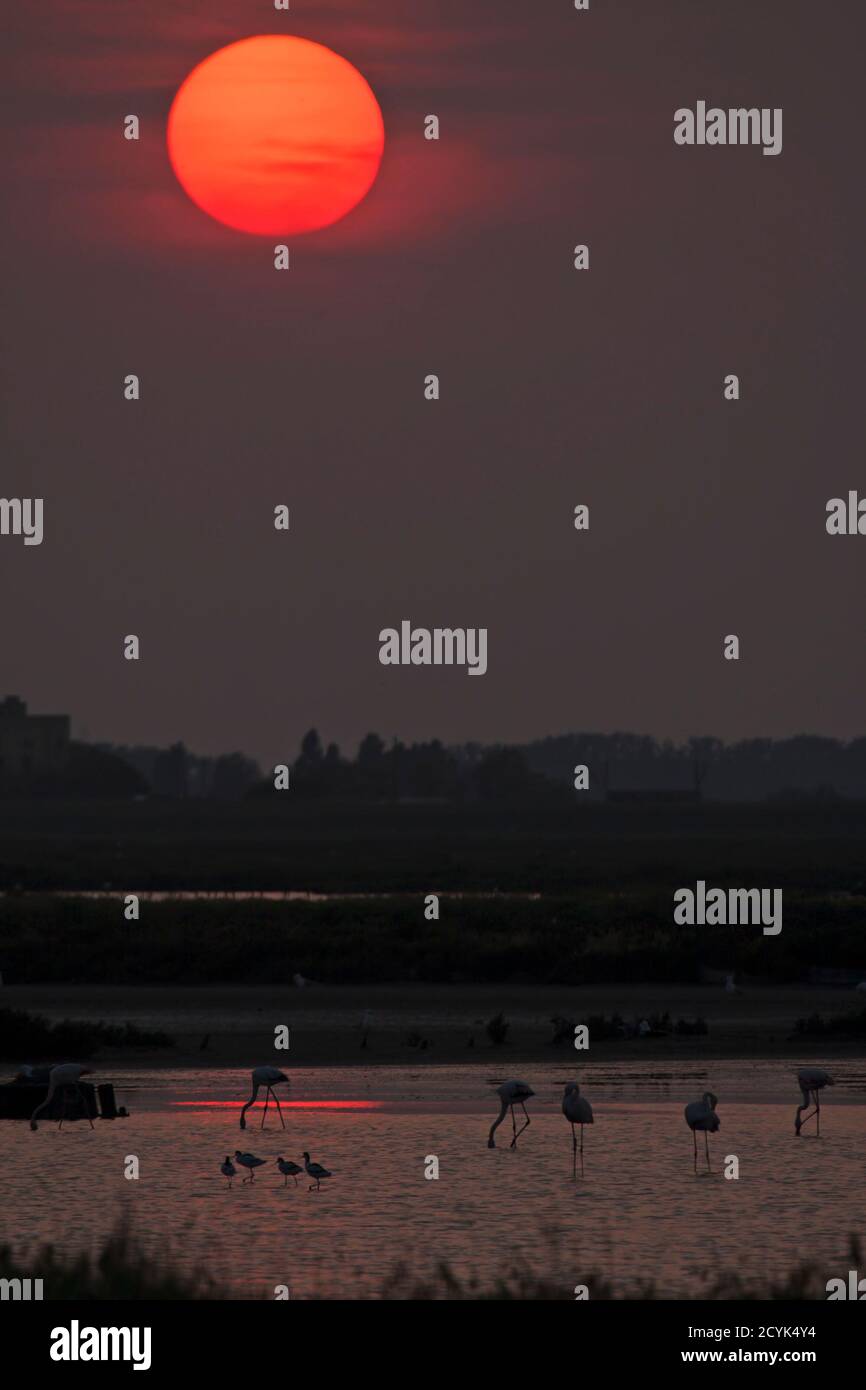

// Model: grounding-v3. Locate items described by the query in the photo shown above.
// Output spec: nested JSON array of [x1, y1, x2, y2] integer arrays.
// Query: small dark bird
[[303, 1152, 332, 1191], [220, 1156, 236, 1188], [234, 1150, 266, 1183], [276, 1157, 303, 1187]]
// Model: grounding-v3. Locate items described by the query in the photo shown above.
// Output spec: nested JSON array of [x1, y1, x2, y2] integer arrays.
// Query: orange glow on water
[[172, 1100, 382, 1110], [166, 35, 384, 235]]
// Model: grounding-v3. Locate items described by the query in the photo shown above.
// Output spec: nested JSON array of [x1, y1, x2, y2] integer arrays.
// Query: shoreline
[[3, 982, 864, 1070]]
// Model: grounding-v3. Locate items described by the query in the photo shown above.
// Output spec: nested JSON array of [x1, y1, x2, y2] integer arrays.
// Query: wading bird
[[276, 1157, 303, 1187], [234, 1149, 266, 1182], [562, 1082, 593, 1176], [29, 1063, 94, 1132], [239, 1066, 289, 1130], [487, 1079, 534, 1149], [795, 1068, 834, 1136], [303, 1151, 332, 1191], [221, 1156, 237, 1188], [684, 1091, 720, 1171]]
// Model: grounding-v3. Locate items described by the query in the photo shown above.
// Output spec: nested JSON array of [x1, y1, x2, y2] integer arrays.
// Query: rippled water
[[2, 1060, 863, 1298]]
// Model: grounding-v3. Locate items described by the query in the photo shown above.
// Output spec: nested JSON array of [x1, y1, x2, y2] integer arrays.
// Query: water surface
[[1, 1060, 862, 1298]]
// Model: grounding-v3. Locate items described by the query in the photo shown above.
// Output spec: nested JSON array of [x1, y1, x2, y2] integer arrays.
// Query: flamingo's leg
[[76, 1083, 94, 1130], [571, 1122, 577, 1178], [511, 1103, 531, 1146], [273, 1088, 286, 1129], [509, 1104, 517, 1146], [511, 1100, 530, 1145], [59, 1084, 80, 1131], [815, 1092, 821, 1137], [693, 1127, 697, 1171], [261, 1089, 270, 1129], [704, 1130, 711, 1170]]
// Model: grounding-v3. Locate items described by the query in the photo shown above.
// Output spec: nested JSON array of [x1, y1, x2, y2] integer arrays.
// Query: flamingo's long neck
[[30, 1075, 61, 1125], [240, 1083, 260, 1123], [488, 1100, 508, 1143]]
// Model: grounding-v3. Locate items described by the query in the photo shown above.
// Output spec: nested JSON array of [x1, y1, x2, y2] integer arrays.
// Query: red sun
[[167, 35, 385, 236]]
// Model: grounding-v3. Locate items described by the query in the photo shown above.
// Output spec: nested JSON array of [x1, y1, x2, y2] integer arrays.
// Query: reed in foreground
[[1, 1228, 861, 1301]]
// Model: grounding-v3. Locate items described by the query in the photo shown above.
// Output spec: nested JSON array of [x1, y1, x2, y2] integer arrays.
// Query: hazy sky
[[3, 0, 864, 768]]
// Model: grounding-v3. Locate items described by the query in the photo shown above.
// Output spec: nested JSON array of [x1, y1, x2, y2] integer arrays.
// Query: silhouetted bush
[[794, 1007, 866, 1038], [0, 1006, 173, 1059], [485, 1012, 509, 1045], [675, 1016, 709, 1036]]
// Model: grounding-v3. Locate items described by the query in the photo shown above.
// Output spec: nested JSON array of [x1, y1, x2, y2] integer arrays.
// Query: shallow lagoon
[[2, 1060, 863, 1298]]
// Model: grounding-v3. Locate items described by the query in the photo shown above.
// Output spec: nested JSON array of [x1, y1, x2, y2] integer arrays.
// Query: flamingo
[[239, 1066, 289, 1130], [234, 1149, 267, 1183], [487, 1079, 534, 1149], [684, 1091, 720, 1171], [29, 1063, 94, 1132], [276, 1157, 303, 1187], [221, 1156, 237, 1188], [303, 1151, 332, 1191], [562, 1082, 593, 1176], [795, 1068, 834, 1136]]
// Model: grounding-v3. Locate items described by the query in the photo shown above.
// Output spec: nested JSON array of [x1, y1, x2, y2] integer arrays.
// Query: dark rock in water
[[97, 1083, 118, 1119], [0, 1080, 121, 1122]]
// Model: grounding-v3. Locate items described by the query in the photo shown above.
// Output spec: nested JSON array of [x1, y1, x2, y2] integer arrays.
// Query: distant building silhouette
[[0, 696, 69, 777]]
